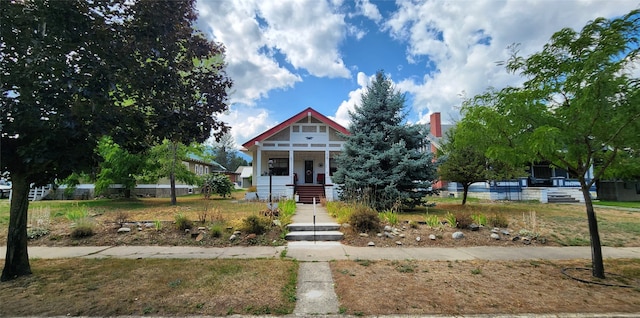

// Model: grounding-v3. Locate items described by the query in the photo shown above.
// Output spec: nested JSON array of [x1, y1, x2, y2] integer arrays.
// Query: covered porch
[[253, 150, 340, 203]]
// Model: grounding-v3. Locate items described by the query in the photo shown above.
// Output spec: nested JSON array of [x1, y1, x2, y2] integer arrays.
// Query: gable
[[242, 107, 349, 150]]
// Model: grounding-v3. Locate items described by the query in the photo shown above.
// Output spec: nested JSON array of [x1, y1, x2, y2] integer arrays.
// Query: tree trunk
[[170, 141, 177, 206], [581, 179, 605, 278], [1, 177, 32, 281], [462, 183, 470, 205]]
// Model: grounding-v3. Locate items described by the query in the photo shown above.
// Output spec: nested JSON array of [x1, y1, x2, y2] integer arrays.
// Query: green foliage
[[444, 212, 456, 228], [471, 213, 487, 226], [326, 201, 353, 223], [333, 71, 437, 210], [424, 214, 441, 228], [209, 223, 224, 238], [242, 215, 271, 235], [348, 205, 380, 233], [210, 134, 249, 172], [95, 136, 146, 198], [65, 205, 88, 222], [201, 173, 235, 199], [488, 214, 509, 228], [378, 211, 399, 226], [174, 213, 193, 231], [71, 221, 95, 239]]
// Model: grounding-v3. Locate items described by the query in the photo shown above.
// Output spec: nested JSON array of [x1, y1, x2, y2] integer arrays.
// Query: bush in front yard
[[349, 205, 380, 233], [242, 214, 271, 235]]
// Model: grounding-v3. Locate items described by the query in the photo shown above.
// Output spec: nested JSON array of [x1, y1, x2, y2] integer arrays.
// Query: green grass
[[593, 200, 640, 209]]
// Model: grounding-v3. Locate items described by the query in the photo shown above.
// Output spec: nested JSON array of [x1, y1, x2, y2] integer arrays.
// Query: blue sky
[[195, 0, 639, 149]]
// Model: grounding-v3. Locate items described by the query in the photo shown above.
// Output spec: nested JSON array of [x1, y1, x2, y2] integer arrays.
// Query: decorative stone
[[452, 231, 464, 239], [522, 237, 531, 245], [198, 227, 206, 231], [137, 227, 142, 231], [429, 234, 436, 240], [395, 241, 402, 245], [185, 229, 191, 233], [359, 233, 369, 237], [245, 233, 257, 240], [341, 223, 352, 229], [367, 241, 375, 247], [399, 234, 405, 238], [233, 231, 241, 236], [385, 232, 395, 238], [416, 236, 421, 242], [490, 233, 501, 240], [144, 223, 154, 228], [376, 233, 383, 237], [501, 230, 510, 235], [512, 235, 521, 242], [195, 233, 204, 241], [229, 234, 238, 241], [117, 227, 131, 233], [491, 228, 500, 233], [469, 223, 480, 231], [384, 225, 392, 232]]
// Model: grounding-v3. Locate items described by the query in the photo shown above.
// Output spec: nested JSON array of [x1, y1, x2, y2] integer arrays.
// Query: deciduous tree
[[459, 10, 640, 278]]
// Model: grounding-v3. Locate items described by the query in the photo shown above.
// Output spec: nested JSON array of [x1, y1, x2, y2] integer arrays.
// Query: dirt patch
[[331, 258, 640, 316]]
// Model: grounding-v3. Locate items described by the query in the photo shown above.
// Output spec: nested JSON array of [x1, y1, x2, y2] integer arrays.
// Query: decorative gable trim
[[241, 107, 349, 150]]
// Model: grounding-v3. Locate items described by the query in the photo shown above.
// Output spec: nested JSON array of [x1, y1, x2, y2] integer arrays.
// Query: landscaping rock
[[384, 225, 392, 232], [376, 233, 383, 237], [395, 241, 402, 245], [429, 234, 436, 240], [399, 234, 405, 238], [452, 232, 464, 239], [490, 233, 501, 240], [416, 236, 421, 242], [195, 233, 204, 241], [144, 223, 154, 228], [385, 232, 395, 238], [117, 227, 131, 233], [245, 233, 257, 240], [491, 228, 500, 233], [368, 241, 375, 247], [469, 223, 480, 231], [229, 234, 238, 241], [198, 227, 206, 231], [512, 235, 521, 242], [501, 229, 510, 235], [359, 233, 369, 237]]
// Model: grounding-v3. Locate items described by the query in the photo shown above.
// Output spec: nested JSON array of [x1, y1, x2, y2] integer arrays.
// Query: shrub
[[488, 214, 509, 228], [71, 219, 94, 238], [349, 205, 380, 233], [201, 173, 234, 199], [242, 214, 271, 235], [66, 205, 88, 222], [210, 223, 224, 238], [455, 212, 473, 229], [424, 214, 441, 228], [326, 201, 352, 224], [174, 213, 193, 231], [408, 220, 419, 229], [443, 212, 456, 228]]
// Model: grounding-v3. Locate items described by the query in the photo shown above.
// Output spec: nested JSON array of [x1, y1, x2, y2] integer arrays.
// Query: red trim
[[241, 107, 349, 149]]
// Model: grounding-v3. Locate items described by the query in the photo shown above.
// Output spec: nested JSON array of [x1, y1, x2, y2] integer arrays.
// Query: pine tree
[[333, 71, 436, 210]]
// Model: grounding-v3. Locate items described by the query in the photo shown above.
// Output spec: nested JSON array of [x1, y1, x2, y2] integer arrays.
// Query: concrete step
[[285, 230, 344, 241], [287, 222, 341, 232], [548, 194, 579, 203]]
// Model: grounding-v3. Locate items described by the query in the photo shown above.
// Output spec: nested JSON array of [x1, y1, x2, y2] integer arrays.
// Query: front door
[[304, 160, 314, 183]]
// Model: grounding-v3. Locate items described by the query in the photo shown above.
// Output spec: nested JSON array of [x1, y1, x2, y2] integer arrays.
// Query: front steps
[[548, 193, 580, 203], [295, 185, 325, 204], [285, 222, 343, 241]]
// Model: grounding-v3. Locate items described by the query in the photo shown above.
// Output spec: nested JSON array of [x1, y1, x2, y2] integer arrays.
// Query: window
[[302, 125, 317, 133], [269, 158, 289, 176], [292, 125, 300, 132]]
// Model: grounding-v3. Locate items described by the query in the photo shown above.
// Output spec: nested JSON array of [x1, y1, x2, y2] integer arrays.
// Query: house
[[241, 107, 349, 203], [429, 112, 594, 203], [235, 166, 253, 188]]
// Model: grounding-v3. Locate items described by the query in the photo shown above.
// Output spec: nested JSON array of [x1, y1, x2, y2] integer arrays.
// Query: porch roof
[[241, 107, 349, 151]]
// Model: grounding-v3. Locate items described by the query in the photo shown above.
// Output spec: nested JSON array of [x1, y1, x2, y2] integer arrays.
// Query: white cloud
[[384, 0, 639, 123], [218, 106, 277, 149], [356, 0, 383, 23]]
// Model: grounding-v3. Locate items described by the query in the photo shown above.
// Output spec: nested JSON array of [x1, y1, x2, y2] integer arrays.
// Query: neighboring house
[[49, 156, 229, 200], [241, 107, 349, 203], [235, 166, 253, 188], [429, 112, 594, 203], [597, 180, 640, 201]]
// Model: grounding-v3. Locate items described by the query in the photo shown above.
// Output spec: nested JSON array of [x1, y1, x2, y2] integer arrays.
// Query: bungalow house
[[428, 112, 594, 203], [234, 166, 253, 188], [241, 107, 349, 203]]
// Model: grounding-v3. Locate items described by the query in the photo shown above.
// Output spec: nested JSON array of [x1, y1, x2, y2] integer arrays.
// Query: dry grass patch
[[0, 258, 297, 316], [332, 258, 640, 316]]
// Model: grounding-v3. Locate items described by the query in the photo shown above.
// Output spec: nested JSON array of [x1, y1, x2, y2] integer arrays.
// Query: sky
[[195, 0, 639, 149]]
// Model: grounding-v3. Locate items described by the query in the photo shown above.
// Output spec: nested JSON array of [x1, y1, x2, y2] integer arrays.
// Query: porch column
[[289, 149, 294, 181], [256, 145, 262, 185], [324, 150, 330, 182]]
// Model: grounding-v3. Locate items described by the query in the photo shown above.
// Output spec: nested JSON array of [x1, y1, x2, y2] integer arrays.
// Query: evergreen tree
[[333, 71, 436, 210]]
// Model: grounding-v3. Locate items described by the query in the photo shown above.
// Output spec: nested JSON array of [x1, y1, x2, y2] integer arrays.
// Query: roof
[[241, 107, 349, 150], [186, 154, 227, 171], [235, 166, 253, 178]]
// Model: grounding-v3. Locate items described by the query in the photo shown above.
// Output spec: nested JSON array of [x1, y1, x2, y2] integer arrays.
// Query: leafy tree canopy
[[458, 10, 640, 278], [333, 71, 437, 210]]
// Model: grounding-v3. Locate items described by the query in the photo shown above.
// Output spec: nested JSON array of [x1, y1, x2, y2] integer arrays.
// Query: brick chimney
[[430, 112, 442, 137]]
